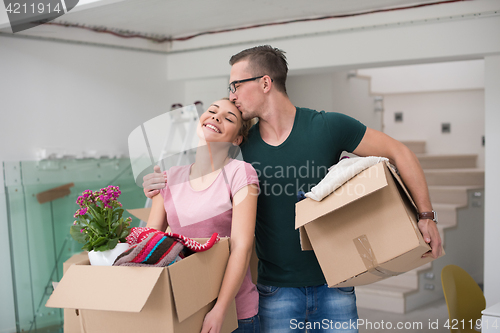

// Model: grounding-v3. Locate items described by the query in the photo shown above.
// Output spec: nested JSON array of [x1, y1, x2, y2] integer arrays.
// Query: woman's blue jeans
[[233, 314, 260, 333], [257, 283, 358, 333]]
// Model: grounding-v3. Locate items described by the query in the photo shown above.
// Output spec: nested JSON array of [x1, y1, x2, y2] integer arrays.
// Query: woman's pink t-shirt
[[160, 159, 259, 320]]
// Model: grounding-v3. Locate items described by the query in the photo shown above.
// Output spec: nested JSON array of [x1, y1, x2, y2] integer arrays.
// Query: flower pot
[[88, 243, 130, 266]]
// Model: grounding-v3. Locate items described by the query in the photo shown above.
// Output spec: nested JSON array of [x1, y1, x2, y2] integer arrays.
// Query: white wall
[[184, 77, 229, 109], [331, 73, 382, 132], [484, 55, 500, 307], [358, 60, 484, 94], [0, 37, 180, 165], [357, 60, 485, 167], [383, 90, 485, 166], [0, 36, 182, 333], [287, 73, 334, 113], [287, 71, 381, 132]]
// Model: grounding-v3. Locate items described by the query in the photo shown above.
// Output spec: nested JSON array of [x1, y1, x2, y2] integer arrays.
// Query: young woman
[[146, 98, 260, 333]]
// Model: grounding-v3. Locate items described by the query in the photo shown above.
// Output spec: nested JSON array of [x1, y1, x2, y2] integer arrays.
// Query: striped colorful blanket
[[113, 227, 220, 267]]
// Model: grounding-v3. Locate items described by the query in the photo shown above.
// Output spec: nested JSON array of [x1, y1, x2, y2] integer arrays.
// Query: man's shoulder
[[297, 107, 344, 118], [297, 107, 361, 125], [296, 106, 319, 116], [296, 107, 342, 127]]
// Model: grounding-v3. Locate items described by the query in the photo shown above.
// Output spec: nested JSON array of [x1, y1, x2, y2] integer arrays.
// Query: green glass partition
[[4, 158, 146, 333]]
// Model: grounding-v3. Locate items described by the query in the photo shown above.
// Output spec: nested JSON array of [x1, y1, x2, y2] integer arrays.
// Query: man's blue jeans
[[257, 283, 358, 333]]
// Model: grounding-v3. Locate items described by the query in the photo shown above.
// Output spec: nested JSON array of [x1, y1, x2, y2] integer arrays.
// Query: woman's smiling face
[[197, 99, 243, 144]]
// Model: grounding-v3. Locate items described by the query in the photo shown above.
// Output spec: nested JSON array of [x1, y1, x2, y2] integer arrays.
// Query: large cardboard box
[[295, 161, 444, 288], [47, 238, 237, 333]]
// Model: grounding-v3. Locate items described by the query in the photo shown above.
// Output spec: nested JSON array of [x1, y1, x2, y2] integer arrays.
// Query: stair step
[[401, 141, 426, 154], [415, 261, 432, 272], [424, 169, 484, 186], [371, 271, 418, 289], [429, 185, 482, 206], [431, 203, 459, 248], [356, 285, 415, 314], [432, 204, 458, 228], [417, 154, 477, 169], [368, 261, 433, 292]]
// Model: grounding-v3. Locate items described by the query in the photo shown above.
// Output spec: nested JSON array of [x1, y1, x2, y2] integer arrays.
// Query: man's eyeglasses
[[228, 75, 272, 94]]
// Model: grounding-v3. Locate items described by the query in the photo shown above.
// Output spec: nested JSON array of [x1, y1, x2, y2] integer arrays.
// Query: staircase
[[355, 141, 485, 314]]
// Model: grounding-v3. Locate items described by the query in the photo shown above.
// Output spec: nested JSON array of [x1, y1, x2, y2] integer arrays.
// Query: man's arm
[[353, 128, 443, 259]]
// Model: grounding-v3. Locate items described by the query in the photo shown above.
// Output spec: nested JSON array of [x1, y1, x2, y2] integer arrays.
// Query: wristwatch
[[418, 210, 438, 224]]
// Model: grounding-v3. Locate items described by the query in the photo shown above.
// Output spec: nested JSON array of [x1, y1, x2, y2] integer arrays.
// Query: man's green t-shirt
[[240, 107, 367, 287]]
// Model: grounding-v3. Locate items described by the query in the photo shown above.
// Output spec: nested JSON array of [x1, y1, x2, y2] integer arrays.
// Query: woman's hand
[[200, 305, 226, 333]]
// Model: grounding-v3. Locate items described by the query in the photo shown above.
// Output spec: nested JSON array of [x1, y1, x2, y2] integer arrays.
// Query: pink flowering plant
[[70, 185, 132, 252]]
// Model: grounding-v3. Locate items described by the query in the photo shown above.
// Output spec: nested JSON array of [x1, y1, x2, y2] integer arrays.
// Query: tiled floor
[[358, 298, 450, 333]]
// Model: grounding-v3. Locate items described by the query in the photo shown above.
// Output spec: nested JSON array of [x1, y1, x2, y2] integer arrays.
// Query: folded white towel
[[305, 156, 389, 201]]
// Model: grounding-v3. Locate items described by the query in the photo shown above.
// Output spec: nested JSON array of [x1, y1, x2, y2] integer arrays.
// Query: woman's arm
[[146, 193, 168, 231], [201, 184, 259, 333]]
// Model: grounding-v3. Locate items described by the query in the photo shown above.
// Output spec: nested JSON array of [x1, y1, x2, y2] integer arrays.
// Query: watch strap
[[418, 211, 437, 223]]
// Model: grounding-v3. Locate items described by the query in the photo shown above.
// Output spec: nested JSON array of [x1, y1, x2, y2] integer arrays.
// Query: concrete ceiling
[[39, 0, 444, 39]]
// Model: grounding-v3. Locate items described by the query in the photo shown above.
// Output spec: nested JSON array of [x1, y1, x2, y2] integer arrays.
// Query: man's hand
[[142, 165, 166, 199], [418, 219, 443, 259]]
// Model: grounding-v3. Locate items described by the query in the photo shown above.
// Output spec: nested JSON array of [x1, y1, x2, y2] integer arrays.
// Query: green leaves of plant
[[113, 209, 124, 222], [70, 225, 87, 244], [119, 228, 130, 240], [70, 186, 131, 252], [107, 238, 118, 250], [92, 238, 119, 252]]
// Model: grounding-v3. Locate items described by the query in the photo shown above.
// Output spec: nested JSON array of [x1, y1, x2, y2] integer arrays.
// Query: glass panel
[[4, 158, 145, 333]]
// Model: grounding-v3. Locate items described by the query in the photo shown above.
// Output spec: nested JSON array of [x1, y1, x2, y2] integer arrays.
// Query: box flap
[[296, 162, 388, 229], [299, 226, 313, 251], [127, 208, 152, 222], [168, 238, 230, 322], [46, 265, 164, 312], [385, 161, 418, 211]]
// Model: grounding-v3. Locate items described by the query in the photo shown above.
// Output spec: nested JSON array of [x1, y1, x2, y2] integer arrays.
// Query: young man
[[144, 45, 442, 332]]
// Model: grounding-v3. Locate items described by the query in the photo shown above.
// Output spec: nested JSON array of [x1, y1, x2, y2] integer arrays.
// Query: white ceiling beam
[[166, 6, 500, 80]]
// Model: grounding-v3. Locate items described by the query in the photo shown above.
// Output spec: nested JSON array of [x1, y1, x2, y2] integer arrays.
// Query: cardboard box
[[295, 161, 444, 288], [127, 208, 151, 223], [47, 238, 237, 333]]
